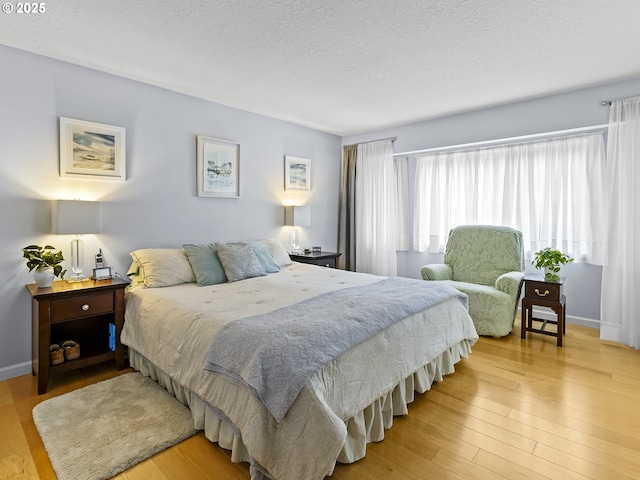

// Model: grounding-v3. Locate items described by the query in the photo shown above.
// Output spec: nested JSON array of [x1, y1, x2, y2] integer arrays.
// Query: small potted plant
[[532, 247, 573, 282], [22, 244, 66, 288]]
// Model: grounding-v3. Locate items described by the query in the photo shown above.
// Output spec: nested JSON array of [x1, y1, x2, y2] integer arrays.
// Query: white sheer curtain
[[413, 133, 607, 263], [394, 157, 410, 251], [355, 140, 398, 276], [600, 97, 640, 349]]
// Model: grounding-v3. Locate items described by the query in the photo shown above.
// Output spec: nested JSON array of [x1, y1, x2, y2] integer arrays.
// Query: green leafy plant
[[22, 244, 66, 279], [532, 247, 573, 282]]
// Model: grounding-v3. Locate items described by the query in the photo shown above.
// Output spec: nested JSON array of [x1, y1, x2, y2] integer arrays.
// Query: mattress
[[122, 262, 478, 480]]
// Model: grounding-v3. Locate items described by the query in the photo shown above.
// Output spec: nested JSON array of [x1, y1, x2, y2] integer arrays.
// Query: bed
[[121, 240, 478, 480]]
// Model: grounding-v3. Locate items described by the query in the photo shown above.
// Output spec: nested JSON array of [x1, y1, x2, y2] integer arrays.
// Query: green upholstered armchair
[[421, 225, 525, 337]]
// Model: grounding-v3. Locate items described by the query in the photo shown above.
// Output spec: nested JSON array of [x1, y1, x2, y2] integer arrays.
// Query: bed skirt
[[128, 339, 472, 479]]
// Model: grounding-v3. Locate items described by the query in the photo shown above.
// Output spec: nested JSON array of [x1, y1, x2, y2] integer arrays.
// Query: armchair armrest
[[421, 263, 453, 281], [495, 271, 525, 297]]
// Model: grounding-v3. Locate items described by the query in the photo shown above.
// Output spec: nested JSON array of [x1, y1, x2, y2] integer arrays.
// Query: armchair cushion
[[445, 225, 524, 286], [438, 280, 517, 337]]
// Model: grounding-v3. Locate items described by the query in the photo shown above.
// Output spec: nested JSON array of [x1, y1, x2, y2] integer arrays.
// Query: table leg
[[555, 304, 564, 347]]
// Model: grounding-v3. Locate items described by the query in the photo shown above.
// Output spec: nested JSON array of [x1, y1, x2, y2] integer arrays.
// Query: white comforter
[[122, 263, 478, 480]]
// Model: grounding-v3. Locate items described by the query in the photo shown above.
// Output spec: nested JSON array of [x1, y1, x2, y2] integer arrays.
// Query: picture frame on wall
[[197, 135, 240, 198], [59, 117, 126, 180], [284, 155, 311, 191]]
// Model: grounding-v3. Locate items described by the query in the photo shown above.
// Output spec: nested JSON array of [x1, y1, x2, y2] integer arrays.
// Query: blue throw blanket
[[203, 277, 468, 422]]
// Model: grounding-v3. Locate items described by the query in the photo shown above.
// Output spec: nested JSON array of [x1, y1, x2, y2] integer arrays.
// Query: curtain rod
[[392, 124, 608, 157], [601, 94, 640, 105], [344, 136, 397, 148]]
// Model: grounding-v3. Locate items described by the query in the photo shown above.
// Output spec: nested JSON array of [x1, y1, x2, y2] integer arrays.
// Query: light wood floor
[[2, 319, 639, 480]]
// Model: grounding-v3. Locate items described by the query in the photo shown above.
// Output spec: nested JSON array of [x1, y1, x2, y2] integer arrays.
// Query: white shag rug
[[33, 372, 196, 480]]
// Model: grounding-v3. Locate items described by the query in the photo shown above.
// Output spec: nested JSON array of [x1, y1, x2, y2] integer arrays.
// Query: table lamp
[[52, 200, 102, 282], [284, 205, 310, 252]]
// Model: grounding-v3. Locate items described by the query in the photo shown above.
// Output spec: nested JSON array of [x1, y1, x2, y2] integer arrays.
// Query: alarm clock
[[92, 266, 113, 280]]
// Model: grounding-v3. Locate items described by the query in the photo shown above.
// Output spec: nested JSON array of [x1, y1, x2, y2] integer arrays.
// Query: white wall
[[0, 45, 341, 380], [343, 77, 640, 326]]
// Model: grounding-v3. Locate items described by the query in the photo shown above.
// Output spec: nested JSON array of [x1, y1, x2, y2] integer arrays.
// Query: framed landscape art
[[284, 155, 310, 191], [59, 117, 126, 180], [197, 135, 240, 198]]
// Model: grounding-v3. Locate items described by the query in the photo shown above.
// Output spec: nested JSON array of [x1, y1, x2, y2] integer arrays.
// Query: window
[[413, 133, 606, 264]]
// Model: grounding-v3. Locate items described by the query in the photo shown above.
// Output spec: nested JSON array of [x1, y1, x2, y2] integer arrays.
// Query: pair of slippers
[[49, 340, 80, 365]]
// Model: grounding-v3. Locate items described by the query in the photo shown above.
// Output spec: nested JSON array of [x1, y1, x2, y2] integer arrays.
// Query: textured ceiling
[[2, 0, 640, 136]]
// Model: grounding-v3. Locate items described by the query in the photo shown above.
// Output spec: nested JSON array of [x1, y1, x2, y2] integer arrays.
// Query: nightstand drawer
[[52, 292, 114, 323], [525, 281, 562, 302], [310, 258, 336, 268]]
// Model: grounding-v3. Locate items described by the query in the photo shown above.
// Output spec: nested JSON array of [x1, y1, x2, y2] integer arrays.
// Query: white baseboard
[[0, 361, 31, 382], [519, 307, 600, 330]]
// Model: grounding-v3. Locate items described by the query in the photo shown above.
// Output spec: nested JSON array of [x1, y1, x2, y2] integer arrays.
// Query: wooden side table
[[520, 274, 566, 347], [27, 278, 129, 394], [289, 251, 342, 269]]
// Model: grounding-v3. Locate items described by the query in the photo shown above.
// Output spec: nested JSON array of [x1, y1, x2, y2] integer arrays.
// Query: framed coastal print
[[197, 135, 240, 198], [59, 117, 126, 180], [284, 155, 310, 191]]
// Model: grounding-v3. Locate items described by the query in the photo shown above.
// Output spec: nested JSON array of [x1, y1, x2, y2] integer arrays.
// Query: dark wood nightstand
[[290, 251, 342, 269], [520, 274, 566, 347], [27, 278, 129, 394]]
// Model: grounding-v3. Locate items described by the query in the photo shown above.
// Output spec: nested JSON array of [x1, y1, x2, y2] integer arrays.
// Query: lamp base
[[291, 228, 300, 252], [68, 237, 88, 283], [66, 275, 90, 283]]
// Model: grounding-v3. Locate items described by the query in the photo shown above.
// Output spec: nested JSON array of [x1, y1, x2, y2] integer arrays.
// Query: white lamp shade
[[284, 206, 311, 227], [52, 200, 101, 234]]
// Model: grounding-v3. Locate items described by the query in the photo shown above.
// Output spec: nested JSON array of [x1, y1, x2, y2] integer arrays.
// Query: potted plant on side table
[[532, 247, 573, 282], [22, 244, 66, 288]]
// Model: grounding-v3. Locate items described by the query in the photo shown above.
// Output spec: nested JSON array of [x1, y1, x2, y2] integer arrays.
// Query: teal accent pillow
[[183, 244, 228, 286], [249, 241, 281, 273]]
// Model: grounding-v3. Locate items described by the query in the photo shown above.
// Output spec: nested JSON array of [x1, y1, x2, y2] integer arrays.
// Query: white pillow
[[130, 249, 195, 288], [258, 239, 292, 266]]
